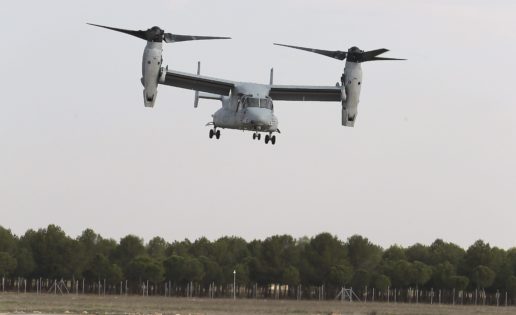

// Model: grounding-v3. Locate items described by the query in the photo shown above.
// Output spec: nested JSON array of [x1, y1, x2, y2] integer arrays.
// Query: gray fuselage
[[212, 83, 279, 133]]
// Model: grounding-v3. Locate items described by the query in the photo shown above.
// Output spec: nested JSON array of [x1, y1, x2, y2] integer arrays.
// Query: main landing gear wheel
[[264, 134, 276, 145], [209, 129, 220, 139]]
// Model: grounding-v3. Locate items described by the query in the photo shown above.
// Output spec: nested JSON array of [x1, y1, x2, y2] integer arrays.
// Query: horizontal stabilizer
[[198, 92, 223, 100]]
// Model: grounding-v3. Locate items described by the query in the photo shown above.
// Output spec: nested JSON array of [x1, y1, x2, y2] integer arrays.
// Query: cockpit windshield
[[240, 96, 273, 110]]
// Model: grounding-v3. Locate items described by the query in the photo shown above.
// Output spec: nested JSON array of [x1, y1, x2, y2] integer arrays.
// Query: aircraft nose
[[246, 108, 272, 126]]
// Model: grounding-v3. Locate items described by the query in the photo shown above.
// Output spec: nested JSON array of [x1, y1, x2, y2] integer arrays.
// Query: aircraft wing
[[269, 85, 342, 102], [162, 70, 235, 96]]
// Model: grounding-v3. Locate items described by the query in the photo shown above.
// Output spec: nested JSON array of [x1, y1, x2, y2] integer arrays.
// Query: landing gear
[[253, 132, 261, 140], [209, 128, 221, 140], [264, 134, 276, 145]]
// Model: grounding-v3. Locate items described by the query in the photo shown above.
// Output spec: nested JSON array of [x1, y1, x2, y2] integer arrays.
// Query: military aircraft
[[89, 24, 404, 145]]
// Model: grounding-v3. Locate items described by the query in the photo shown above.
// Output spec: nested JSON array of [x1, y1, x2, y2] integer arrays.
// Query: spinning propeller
[[87, 23, 231, 43], [274, 43, 405, 62]]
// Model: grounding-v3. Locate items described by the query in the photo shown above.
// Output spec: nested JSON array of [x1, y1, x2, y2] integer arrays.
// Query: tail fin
[[194, 61, 201, 108]]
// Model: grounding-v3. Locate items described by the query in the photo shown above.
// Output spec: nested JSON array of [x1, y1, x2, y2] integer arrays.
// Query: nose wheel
[[264, 134, 276, 145], [209, 129, 220, 139], [252, 132, 261, 140]]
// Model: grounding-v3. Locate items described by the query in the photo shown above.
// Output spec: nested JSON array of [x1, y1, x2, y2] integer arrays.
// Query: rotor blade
[[87, 23, 147, 40], [361, 48, 389, 60], [164, 33, 231, 43], [369, 56, 407, 61], [274, 43, 347, 60]]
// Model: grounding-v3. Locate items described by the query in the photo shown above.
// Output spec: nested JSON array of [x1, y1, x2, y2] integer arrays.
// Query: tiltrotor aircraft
[[89, 24, 404, 145]]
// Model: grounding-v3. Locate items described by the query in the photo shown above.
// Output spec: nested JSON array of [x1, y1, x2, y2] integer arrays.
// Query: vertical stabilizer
[[194, 61, 201, 108]]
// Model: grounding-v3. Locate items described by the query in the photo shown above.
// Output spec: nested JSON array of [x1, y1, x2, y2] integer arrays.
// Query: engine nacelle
[[143, 88, 157, 108], [341, 62, 362, 127], [141, 42, 163, 108]]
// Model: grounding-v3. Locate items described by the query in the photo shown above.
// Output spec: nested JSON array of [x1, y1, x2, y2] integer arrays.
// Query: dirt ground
[[0, 294, 515, 315]]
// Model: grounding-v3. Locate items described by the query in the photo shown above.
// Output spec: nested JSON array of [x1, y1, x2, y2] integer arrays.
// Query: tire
[[271, 135, 276, 145], [215, 130, 221, 139], [209, 129, 214, 139], [253, 133, 256, 140], [265, 135, 270, 144], [257, 134, 261, 140]]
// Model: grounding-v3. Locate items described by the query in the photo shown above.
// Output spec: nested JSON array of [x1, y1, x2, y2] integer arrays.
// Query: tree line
[[0, 224, 515, 297]]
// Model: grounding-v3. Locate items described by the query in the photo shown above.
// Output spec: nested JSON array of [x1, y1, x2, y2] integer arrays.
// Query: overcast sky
[[1, 0, 515, 249]]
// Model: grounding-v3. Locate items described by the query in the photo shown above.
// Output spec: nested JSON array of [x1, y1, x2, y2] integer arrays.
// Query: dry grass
[[0, 293, 515, 315]]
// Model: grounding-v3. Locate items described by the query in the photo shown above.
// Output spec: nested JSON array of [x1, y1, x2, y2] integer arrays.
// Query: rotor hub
[[146, 26, 165, 42], [346, 46, 364, 62]]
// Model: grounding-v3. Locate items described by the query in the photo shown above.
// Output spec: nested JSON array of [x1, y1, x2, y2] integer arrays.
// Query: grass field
[[0, 294, 515, 315]]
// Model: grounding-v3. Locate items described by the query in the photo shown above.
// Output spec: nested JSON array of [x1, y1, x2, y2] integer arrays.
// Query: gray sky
[[1, 0, 515, 249]]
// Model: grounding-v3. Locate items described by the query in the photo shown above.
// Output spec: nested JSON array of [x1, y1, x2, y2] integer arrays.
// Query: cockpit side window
[[260, 97, 273, 110]]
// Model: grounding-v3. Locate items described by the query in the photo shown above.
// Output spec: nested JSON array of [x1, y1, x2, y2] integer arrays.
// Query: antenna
[[269, 68, 274, 85]]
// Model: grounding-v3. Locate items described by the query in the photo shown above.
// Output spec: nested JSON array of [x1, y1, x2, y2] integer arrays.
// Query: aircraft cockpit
[[238, 95, 274, 111]]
